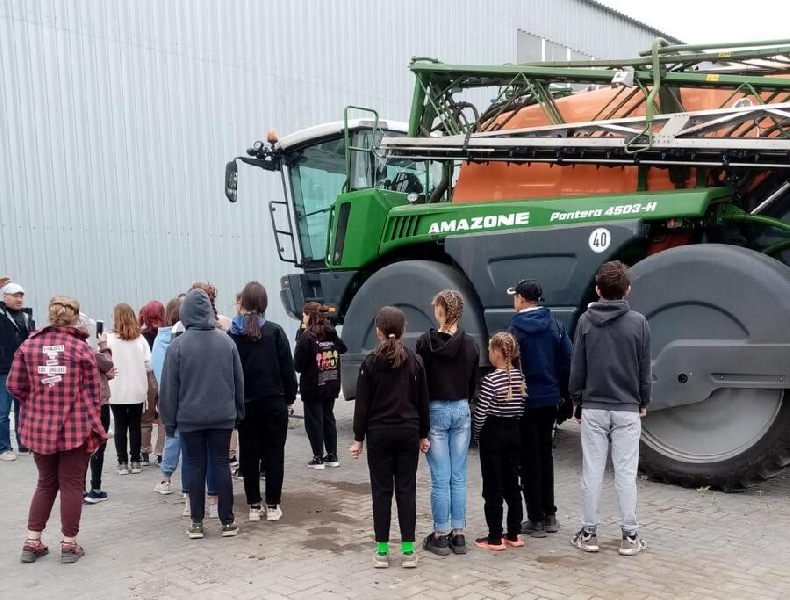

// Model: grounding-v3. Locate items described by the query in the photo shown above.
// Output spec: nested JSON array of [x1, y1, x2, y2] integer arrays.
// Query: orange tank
[[452, 86, 776, 203]]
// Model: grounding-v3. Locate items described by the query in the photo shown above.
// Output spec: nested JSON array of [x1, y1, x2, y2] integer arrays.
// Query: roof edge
[[582, 0, 682, 44]]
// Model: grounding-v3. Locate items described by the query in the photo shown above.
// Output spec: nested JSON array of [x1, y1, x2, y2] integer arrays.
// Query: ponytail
[[373, 306, 408, 368]]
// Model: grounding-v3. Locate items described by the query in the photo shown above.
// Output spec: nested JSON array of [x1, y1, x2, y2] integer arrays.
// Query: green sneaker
[[222, 523, 239, 537], [187, 522, 204, 539]]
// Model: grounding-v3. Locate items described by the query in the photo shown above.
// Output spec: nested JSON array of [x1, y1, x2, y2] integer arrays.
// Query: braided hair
[[48, 296, 80, 327], [489, 332, 526, 400], [432, 289, 464, 332]]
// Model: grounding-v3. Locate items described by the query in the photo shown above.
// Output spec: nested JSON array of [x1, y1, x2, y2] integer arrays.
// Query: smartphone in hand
[[96, 320, 104, 338]]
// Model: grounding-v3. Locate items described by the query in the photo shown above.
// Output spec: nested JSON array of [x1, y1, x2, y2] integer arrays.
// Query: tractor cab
[[224, 116, 430, 270]]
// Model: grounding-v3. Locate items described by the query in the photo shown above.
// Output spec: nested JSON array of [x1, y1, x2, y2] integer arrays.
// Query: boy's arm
[[158, 344, 180, 435], [639, 319, 653, 410], [555, 320, 573, 392], [568, 318, 587, 405]]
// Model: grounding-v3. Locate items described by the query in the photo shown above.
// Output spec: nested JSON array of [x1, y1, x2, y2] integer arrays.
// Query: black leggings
[[367, 428, 419, 543], [181, 429, 234, 525], [238, 401, 288, 506], [480, 417, 523, 543], [110, 403, 143, 464], [88, 405, 111, 490], [303, 396, 338, 457]]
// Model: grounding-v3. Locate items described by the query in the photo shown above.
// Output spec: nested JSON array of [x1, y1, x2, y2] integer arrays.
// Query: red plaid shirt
[[6, 326, 106, 455]]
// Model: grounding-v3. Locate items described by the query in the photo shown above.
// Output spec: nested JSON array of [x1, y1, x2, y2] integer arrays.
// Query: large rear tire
[[340, 260, 487, 400], [629, 244, 790, 490]]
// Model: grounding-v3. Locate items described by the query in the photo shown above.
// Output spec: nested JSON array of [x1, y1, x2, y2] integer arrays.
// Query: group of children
[[352, 260, 651, 568], [11, 260, 650, 565]]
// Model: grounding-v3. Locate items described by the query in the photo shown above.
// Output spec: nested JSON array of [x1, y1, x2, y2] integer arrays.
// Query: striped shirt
[[473, 368, 526, 439]]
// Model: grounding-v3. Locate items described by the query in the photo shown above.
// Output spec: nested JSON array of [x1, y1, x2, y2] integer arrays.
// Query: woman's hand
[[349, 440, 363, 459], [106, 367, 117, 380], [420, 438, 431, 454], [98, 332, 108, 344]]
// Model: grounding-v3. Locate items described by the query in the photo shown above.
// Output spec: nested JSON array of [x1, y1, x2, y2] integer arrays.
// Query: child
[[294, 302, 347, 470], [569, 260, 651, 556], [473, 332, 527, 551], [350, 306, 430, 569]]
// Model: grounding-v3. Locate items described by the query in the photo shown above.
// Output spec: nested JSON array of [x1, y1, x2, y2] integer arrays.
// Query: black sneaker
[[222, 522, 239, 538], [141, 453, 150, 466], [307, 456, 325, 470], [323, 454, 341, 468], [449, 534, 467, 555], [521, 520, 547, 538], [156, 454, 162, 466], [545, 515, 560, 533], [422, 533, 451, 556]]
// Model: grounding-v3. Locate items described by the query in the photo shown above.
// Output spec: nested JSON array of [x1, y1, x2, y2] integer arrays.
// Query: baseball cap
[[1, 282, 24, 295], [507, 279, 543, 302]]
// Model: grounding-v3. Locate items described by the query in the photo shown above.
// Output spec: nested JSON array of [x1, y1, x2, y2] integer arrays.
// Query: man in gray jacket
[[569, 261, 651, 557], [159, 289, 245, 540]]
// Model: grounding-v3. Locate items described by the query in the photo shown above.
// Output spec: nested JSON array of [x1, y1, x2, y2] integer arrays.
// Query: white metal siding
[[0, 0, 664, 327]]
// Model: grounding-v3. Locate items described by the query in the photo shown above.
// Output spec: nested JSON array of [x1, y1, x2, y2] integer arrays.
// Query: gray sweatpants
[[581, 408, 641, 535]]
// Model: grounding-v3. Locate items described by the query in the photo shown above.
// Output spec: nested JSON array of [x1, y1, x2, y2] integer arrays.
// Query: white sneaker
[[117, 462, 129, 475], [0, 450, 17, 462], [154, 480, 172, 495], [182, 502, 191, 518], [208, 502, 219, 519], [266, 504, 282, 521], [248, 505, 262, 522]]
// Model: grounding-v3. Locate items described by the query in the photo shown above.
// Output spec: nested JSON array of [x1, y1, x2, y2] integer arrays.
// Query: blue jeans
[[426, 400, 471, 534], [0, 374, 11, 454], [160, 429, 217, 495]]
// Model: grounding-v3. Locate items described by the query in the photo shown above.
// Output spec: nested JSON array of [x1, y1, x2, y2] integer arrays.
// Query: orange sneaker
[[474, 537, 506, 551], [504, 534, 525, 548]]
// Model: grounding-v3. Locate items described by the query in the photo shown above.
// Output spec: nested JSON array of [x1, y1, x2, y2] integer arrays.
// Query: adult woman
[[9, 296, 106, 564], [107, 303, 152, 475], [159, 289, 244, 539], [229, 281, 297, 523], [416, 290, 480, 556], [138, 300, 166, 466], [294, 302, 347, 469]]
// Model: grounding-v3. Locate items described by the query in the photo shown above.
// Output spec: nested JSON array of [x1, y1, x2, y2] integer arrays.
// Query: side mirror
[[225, 160, 238, 203]]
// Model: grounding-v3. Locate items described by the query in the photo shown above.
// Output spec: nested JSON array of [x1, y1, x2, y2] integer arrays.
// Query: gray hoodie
[[159, 290, 245, 433], [569, 300, 651, 412]]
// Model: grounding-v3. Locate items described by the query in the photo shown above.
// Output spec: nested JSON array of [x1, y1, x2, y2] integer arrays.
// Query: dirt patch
[[536, 554, 583, 565], [302, 537, 370, 554], [281, 489, 355, 527], [319, 480, 371, 495], [308, 526, 339, 536]]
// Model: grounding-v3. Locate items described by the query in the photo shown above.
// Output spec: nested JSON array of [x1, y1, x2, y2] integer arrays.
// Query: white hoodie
[[107, 332, 151, 405]]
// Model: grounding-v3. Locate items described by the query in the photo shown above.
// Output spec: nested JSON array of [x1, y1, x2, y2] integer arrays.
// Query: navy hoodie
[[509, 307, 573, 408]]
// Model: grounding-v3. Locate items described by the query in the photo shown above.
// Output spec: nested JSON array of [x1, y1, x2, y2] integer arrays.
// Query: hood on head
[[511, 306, 552, 333], [180, 289, 216, 331], [586, 300, 630, 326], [426, 328, 467, 357]]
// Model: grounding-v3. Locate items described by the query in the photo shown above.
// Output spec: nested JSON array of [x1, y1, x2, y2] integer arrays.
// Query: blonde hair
[[432, 289, 464, 329], [49, 296, 80, 327], [489, 332, 526, 400]]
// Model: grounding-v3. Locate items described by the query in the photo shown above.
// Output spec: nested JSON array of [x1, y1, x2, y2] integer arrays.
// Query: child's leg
[[503, 423, 524, 538], [392, 430, 419, 546], [580, 409, 611, 532], [609, 411, 642, 536], [366, 431, 395, 545], [479, 433, 505, 543], [322, 397, 338, 456]]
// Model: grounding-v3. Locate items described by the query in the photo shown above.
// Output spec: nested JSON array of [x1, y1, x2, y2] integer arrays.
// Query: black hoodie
[[416, 328, 480, 401], [229, 316, 298, 406], [569, 300, 652, 412], [294, 329, 347, 401], [353, 349, 430, 442]]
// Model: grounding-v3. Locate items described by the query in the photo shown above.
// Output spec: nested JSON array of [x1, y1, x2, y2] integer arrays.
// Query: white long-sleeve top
[[107, 333, 151, 405]]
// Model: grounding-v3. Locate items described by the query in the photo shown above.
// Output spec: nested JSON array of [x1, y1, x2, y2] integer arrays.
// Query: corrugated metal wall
[[0, 0, 662, 328]]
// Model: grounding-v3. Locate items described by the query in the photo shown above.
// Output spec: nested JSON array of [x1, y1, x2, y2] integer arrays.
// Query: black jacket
[[0, 303, 35, 375], [294, 329, 347, 401], [569, 300, 652, 412], [353, 349, 430, 442], [415, 328, 480, 401], [229, 319, 298, 405]]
